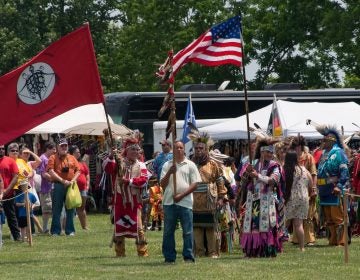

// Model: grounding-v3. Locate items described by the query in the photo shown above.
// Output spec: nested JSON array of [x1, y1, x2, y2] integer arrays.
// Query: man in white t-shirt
[[160, 141, 201, 264]]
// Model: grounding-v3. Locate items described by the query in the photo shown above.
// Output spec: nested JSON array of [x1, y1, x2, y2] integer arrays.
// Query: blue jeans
[[50, 183, 75, 235], [162, 204, 194, 262]]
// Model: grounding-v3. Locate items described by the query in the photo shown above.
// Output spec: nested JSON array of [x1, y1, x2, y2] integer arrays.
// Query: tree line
[[0, 0, 359, 92]]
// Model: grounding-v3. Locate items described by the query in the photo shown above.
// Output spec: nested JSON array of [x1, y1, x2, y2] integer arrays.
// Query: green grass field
[[0, 213, 359, 279]]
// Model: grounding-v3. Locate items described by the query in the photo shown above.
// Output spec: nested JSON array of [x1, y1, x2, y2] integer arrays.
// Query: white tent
[[62, 122, 132, 136], [200, 100, 360, 140], [27, 104, 132, 136], [199, 104, 272, 140]]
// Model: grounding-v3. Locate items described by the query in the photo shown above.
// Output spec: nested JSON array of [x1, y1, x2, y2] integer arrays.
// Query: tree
[[320, 0, 360, 85], [100, 0, 243, 92], [1, 0, 358, 92], [230, 0, 345, 89], [344, 74, 360, 88], [0, 0, 54, 75]]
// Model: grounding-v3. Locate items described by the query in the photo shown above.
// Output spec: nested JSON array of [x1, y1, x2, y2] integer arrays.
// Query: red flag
[[0, 24, 104, 145]]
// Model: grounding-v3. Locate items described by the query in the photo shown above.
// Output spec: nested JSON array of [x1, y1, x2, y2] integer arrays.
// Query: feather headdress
[[248, 123, 280, 159], [286, 134, 306, 150], [343, 123, 360, 144], [253, 137, 281, 159], [187, 122, 214, 148], [209, 149, 229, 165], [307, 119, 344, 149], [249, 125, 270, 139]]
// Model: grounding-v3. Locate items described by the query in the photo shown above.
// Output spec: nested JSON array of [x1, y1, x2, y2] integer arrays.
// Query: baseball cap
[[58, 138, 68, 145]]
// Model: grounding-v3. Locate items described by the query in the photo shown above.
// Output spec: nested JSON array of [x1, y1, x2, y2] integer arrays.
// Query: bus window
[[127, 120, 155, 160]]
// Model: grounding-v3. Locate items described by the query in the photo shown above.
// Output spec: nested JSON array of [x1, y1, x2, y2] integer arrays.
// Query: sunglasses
[[10, 149, 18, 153], [0, 147, 5, 150]]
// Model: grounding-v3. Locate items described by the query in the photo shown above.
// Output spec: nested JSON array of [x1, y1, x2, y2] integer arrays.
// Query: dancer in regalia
[[315, 125, 349, 246], [239, 139, 283, 257], [104, 137, 150, 257]]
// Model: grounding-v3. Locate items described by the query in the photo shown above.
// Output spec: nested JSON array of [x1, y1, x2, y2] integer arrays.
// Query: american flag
[[171, 15, 242, 78]]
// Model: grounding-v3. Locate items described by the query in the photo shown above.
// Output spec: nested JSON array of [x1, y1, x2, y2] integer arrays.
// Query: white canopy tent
[[200, 100, 360, 140], [199, 104, 272, 140], [27, 104, 132, 136], [62, 122, 132, 136]]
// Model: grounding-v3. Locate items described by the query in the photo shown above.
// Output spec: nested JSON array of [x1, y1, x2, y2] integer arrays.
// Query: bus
[[104, 87, 360, 159]]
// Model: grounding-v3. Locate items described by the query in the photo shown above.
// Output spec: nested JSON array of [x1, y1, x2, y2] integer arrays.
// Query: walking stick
[[343, 193, 349, 263]]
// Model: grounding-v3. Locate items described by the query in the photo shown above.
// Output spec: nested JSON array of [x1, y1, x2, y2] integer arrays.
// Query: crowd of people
[[99, 122, 359, 262], [1, 123, 360, 263], [0, 138, 90, 246]]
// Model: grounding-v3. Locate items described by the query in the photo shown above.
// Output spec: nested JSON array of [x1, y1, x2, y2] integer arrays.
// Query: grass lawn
[[0, 213, 359, 279]]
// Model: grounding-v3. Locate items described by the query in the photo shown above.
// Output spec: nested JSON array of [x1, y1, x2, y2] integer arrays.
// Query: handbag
[[29, 186, 41, 207], [65, 182, 82, 209]]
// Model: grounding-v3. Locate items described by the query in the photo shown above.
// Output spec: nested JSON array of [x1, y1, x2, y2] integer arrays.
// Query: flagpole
[[343, 193, 349, 263], [170, 99, 177, 195], [102, 102, 116, 149], [239, 25, 251, 163], [102, 101, 119, 249]]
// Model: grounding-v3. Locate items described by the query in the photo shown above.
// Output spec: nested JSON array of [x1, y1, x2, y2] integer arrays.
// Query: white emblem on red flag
[[17, 62, 55, 104]]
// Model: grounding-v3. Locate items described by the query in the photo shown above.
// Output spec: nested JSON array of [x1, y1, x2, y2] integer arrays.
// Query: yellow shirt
[[14, 158, 32, 190]]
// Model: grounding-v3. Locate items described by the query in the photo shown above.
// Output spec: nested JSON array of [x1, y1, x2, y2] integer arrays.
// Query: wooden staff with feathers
[[156, 51, 178, 195], [103, 128, 126, 248], [168, 100, 177, 195]]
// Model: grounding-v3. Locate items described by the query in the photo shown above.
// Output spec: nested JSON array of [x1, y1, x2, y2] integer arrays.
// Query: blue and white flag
[[182, 96, 196, 144]]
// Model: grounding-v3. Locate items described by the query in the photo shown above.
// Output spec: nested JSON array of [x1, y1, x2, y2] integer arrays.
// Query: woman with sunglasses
[[0, 143, 20, 241], [10, 144, 41, 193], [19, 145, 43, 231], [12, 144, 43, 234]]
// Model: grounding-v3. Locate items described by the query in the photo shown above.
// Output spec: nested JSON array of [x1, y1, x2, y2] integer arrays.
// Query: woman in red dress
[[69, 145, 90, 230]]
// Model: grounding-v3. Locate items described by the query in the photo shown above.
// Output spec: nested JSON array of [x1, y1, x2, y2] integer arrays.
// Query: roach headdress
[[121, 137, 140, 157], [250, 126, 280, 159], [187, 122, 214, 148], [308, 120, 344, 149]]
